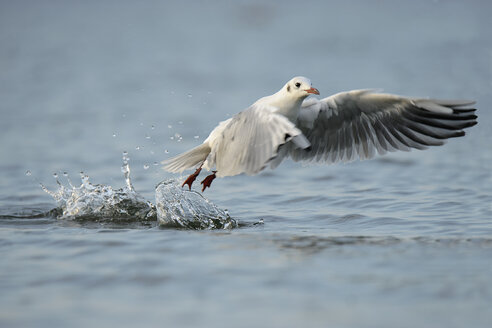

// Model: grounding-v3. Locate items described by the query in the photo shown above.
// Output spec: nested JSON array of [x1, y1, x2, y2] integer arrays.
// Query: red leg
[[182, 166, 202, 190], [200, 171, 217, 192]]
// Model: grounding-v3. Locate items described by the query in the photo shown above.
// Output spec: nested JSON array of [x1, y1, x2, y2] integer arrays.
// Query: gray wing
[[211, 104, 309, 177], [286, 90, 477, 163]]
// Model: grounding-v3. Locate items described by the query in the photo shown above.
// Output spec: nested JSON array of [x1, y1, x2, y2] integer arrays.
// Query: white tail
[[162, 143, 211, 173]]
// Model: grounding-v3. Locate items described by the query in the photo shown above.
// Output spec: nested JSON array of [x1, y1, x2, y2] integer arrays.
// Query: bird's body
[[162, 77, 477, 191]]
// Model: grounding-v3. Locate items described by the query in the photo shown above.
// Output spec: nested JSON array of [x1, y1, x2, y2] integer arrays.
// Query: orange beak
[[305, 87, 320, 95]]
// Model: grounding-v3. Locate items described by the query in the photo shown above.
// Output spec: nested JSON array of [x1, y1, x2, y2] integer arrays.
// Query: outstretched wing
[[285, 90, 477, 163], [211, 104, 309, 177]]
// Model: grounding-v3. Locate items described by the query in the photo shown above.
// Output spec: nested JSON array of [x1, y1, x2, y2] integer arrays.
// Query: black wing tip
[[455, 130, 466, 138], [455, 120, 477, 130], [409, 106, 478, 123], [435, 130, 466, 139], [453, 108, 477, 114]]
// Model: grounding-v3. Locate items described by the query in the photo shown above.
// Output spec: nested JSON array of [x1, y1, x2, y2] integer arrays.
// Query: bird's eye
[[295, 82, 301, 88]]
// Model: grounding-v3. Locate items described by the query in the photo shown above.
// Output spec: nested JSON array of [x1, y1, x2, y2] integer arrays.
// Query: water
[[1, 1, 492, 327], [155, 179, 237, 229]]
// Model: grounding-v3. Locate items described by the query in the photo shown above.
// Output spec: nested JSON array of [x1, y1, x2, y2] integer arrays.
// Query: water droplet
[[153, 161, 159, 166], [178, 121, 183, 125], [25, 170, 32, 176], [168, 125, 173, 129], [139, 122, 144, 126], [151, 125, 155, 130], [187, 94, 193, 98], [39, 182, 52, 196], [53, 173, 58, 179], [150, 150, 155, 155], [143, 164, 149, 170], [63, 172, 74, 187], [170, 136, 174, 140], [145, 134, 151, 140], [112, 133, 117, 137], [194, 135, 199, 139], [164, 149, 169, 154], [136, 146, 141, 150], [122, 151, 130, 163]]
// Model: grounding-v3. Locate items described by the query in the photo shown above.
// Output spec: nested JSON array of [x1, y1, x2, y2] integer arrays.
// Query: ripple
[[273, 194, 329, 206], [275, 235, 402, 253], [274, 234, 492, 254], [330, 213, 367, 224]]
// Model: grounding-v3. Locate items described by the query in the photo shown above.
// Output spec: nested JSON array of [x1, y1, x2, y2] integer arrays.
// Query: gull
[[162, 76, 477, 191]]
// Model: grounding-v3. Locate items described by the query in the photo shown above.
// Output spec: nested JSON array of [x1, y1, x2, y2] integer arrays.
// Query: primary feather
[[284, 90, 477, 164]]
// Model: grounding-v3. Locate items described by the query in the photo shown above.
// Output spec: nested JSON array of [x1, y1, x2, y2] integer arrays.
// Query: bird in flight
[[163, 76, 477, 191]]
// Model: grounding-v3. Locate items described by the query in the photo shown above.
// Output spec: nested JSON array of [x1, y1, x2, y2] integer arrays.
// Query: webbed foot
[[182, 167, 202, 190], [200, 171, 217, 192]]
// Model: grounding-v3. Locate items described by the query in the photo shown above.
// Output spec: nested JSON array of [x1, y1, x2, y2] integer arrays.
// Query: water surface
[[1, 1, 491, 327]]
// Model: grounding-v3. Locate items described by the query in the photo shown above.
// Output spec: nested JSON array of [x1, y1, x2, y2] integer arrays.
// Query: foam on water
[[42, 153, 237, 229]]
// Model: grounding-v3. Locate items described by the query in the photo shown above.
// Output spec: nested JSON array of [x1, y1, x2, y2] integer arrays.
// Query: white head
[[283, 76, 320, 99], [259, 76, 320, 121]]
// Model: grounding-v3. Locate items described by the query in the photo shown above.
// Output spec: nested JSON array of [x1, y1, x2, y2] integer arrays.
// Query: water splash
[[42, 170, 155, 222], [42, 152, 155, 222], [42, 152, 238, 229], [155, 179, 237, 230], [121, 151, 135, 192]]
